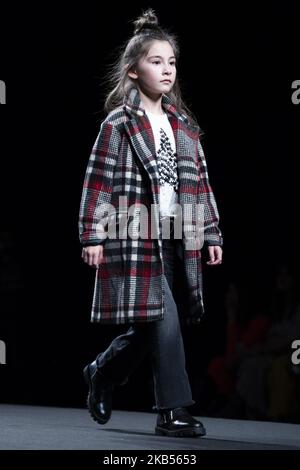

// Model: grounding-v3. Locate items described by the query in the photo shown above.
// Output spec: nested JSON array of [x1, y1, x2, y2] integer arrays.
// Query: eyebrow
[[148, 55, 176, 60]]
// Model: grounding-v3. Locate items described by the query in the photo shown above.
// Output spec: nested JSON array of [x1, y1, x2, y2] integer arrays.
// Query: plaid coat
[[78, 87, 223, 324]]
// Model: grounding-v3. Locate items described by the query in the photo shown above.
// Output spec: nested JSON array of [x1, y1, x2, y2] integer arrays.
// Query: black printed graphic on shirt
[[157, 128, 179, 190]]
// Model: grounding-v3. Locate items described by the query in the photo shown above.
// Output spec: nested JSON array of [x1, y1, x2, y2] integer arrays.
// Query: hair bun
[[133, 8, 160, 35]]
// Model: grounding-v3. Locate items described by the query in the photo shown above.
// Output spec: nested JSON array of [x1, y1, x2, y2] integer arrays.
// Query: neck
[[137, 87, 164, 115]]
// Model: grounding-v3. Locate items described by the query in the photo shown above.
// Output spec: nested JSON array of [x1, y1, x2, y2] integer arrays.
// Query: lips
[[161, 80, 171, 83]]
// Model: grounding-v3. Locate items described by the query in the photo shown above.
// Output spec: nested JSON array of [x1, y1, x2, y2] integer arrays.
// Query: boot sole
[[155, 426, 206, 438], [83, 365, 111, 425]]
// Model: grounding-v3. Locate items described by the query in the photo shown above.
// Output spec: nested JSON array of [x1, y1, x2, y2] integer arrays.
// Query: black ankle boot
[[155, 407, 206, 437], [83, 360, 114, 425]]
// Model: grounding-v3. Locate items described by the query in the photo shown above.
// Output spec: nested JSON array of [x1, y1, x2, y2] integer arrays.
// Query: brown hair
[[103, 9, 199, 127]]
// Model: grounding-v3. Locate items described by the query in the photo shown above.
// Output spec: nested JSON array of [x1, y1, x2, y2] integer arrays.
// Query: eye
[[152, 61, 161, 65], [170, 61, 176, 66]]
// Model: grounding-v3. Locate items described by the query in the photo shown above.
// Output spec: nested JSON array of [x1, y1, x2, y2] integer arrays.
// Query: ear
[[127, 68, 138, 80]]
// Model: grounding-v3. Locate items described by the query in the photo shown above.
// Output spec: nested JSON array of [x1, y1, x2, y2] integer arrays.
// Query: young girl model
[[78, 9, 223, 438]]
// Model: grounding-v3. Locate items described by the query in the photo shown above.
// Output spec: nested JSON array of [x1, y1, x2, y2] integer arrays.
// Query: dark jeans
[[95, 236, 195, 411]]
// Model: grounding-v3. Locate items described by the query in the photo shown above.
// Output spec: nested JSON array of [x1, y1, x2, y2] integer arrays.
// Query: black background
[[0, 2, 299, 414]]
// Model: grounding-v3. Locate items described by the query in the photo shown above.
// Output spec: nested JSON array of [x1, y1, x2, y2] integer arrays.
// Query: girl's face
[[128, 40, 176, 97]]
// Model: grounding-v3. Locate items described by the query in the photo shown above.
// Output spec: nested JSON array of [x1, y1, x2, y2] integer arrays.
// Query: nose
[[163, 64, 172, 75]]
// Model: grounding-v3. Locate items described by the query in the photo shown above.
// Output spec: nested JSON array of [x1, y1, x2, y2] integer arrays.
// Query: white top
[[146, 111, 179, 218]]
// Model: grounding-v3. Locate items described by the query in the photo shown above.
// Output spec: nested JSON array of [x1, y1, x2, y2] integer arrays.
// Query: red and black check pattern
[[79, 87, 222, 324]]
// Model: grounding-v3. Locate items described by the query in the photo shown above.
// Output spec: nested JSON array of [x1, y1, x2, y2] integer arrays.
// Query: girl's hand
[[81, 245, 104, 269], [206, 245, 223, 265]]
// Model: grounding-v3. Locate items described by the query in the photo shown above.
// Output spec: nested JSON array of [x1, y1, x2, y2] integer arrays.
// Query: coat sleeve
[[197, 139, 223, 247], [78, 121, 121, 246]]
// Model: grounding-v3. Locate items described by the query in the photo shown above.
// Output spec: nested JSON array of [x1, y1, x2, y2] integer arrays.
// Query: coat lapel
[[166, 112, 201, 234], [123, 117, 158, 185]]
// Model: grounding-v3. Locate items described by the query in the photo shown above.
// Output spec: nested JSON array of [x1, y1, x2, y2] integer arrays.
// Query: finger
[[214, 253, 222, 264], [92, 251, 99, 268], [207, 257, 222, 265], [87, 250, 95, 266], [86, 252, 92, 266], [207, 249, 216, 264], [208, 247, 222, 265], [82, 250, 89, 264], [97, 247, 104, 264]]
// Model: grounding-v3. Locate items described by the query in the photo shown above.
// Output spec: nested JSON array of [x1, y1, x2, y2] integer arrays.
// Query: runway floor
[[0, 404, 300, 450]]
